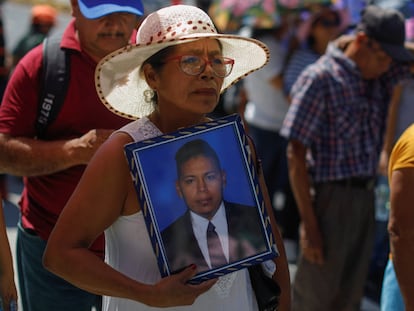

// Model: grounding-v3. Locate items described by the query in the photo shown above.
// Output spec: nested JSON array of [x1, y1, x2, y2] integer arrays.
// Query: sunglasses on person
[[164, 55, 235, 77]]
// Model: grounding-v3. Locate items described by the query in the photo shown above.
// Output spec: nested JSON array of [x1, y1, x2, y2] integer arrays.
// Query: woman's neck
[[148, 110, 209, 133]]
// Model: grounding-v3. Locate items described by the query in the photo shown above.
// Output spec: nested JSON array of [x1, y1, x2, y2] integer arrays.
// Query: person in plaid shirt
[[281, 5, 414, 311]]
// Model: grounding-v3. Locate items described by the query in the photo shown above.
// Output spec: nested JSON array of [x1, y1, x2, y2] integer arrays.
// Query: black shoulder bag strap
[[36, 33, 70, 139]]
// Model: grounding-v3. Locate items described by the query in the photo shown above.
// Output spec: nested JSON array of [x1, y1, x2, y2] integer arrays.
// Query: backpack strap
[[36, 34, 70, 138]]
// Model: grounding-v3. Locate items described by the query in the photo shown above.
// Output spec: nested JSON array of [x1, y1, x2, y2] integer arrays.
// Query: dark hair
[[251, 27, 280, 39], [175, 139, 221, 178]]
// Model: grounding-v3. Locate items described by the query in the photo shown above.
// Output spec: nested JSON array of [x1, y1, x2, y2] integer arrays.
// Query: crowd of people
[[0, 0, 413, 311]]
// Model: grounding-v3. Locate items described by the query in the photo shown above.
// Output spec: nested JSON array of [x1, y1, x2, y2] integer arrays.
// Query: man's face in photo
[[176, 155, 226, 220]]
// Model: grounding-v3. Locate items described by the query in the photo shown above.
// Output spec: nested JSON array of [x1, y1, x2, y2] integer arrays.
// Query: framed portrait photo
[[124, 114, 278, 283]]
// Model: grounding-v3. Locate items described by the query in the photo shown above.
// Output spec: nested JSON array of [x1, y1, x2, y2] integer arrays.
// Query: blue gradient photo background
[[134, 123, 258, 231]]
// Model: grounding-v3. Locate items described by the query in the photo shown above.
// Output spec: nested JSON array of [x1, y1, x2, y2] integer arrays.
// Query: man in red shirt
[[0, 0, 143, 310]]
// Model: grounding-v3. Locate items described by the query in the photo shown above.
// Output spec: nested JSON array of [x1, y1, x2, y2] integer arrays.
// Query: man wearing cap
[[281, 5, 414, 311], [0, 0, 143, 310], [12, 4, 58, 67]]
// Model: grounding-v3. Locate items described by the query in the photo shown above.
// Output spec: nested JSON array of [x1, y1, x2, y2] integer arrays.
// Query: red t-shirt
[[0, 20, 131, 257]]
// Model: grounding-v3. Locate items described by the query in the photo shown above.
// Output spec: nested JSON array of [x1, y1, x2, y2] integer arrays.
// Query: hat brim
[[95, 34, 269, 119], [380, 41, 414, 63], [78, 0, 144, 19]]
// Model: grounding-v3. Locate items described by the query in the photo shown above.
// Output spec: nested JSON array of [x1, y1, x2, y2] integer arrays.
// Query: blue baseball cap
[[78, 0, 144, 19]]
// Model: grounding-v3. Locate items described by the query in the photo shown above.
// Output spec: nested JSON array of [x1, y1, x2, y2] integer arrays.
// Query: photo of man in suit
[[161, 139, 268, 274]]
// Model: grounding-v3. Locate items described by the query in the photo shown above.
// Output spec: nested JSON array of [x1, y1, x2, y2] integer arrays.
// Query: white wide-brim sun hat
[[95, 4, 270, 120]]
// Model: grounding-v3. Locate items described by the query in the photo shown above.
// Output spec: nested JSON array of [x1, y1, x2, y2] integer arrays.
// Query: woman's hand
[[144, 265, 217, 307]]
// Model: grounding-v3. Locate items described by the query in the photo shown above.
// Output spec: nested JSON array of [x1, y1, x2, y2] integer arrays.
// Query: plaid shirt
[[0, 8, 8, 86], [280, 40, 411, 183]]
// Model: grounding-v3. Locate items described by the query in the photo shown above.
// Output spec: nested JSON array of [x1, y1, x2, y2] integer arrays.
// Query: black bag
[[248, 264, 281, 311], [36, 33, 71, 138]]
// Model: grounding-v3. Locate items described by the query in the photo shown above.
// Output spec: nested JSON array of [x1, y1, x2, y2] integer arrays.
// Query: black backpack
[[36, 33, 70, 138]]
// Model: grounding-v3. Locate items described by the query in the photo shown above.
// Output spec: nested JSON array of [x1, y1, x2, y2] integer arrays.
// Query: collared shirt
[[191, 202, 229, 268], [281, 39, 411, 182]]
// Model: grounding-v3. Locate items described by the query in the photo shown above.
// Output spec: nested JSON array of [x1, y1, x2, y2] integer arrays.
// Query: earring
[[144, 89, 154, 103]]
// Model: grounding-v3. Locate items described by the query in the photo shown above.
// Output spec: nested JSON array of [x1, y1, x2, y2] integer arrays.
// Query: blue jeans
[[16, 222, 101, 311], [380, 259, 404, 311]]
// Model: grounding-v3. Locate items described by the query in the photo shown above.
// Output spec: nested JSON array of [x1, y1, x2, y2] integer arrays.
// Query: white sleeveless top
[[103, 117, 258, 311]]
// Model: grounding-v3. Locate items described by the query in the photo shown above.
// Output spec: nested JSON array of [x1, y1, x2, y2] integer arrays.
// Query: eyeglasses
[[164, 55, 235, 77]]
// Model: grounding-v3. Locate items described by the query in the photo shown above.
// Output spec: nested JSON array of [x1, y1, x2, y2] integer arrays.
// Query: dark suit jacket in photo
[[161, 200, 268, 274]]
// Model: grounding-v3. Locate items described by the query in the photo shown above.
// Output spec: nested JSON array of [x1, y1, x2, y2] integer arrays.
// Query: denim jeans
[[16, 222, 101, 311], [380, 259, 405, 311]]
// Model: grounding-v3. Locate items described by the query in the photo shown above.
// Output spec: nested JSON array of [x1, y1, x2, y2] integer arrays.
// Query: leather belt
[[331, 177, 376, 190]]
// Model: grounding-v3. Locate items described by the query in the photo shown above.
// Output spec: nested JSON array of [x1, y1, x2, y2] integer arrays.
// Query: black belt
[[330, 177, 376, 190]]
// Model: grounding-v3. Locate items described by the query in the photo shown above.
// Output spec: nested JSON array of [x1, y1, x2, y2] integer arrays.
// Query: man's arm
[[287, 139, 324, 265], [0, 129, 113, 176], [388, 168, 414, 311]]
